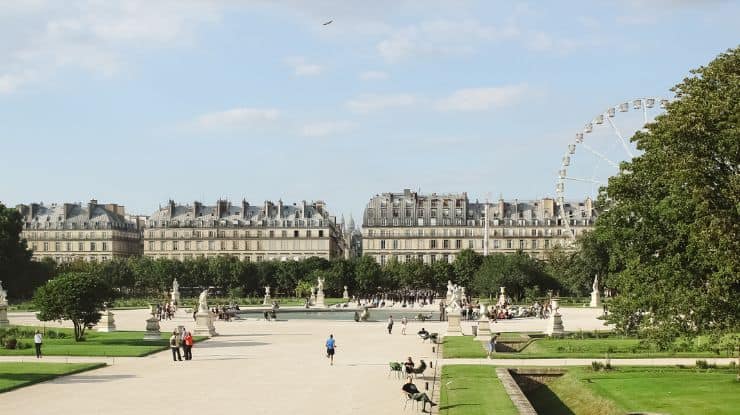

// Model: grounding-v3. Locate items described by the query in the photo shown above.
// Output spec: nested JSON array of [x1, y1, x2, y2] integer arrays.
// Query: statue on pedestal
[[0, 280, 7, 305], [198, 289, 209, 313]]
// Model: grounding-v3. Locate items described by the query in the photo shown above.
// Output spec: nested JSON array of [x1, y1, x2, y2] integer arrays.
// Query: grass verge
[[528, 366, 740, 415], [0, 362, 106, 393], [0, 326, 206, 357], [439, 365, 518, 415]]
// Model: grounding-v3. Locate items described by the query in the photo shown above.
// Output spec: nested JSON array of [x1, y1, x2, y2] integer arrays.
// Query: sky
[[1, 0, 738, 222]]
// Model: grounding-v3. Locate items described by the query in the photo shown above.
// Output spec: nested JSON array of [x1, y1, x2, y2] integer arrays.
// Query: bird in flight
[[323, 20, 333, 26]]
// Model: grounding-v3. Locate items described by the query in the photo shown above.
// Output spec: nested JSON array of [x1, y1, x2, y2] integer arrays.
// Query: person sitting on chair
[[417, 327, 430, 339], [404, 356, 415, 374], [402, 376, 437, 413]]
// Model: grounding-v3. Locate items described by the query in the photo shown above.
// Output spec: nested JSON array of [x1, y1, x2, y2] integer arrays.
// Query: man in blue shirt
[[326, 334, 337, 365]]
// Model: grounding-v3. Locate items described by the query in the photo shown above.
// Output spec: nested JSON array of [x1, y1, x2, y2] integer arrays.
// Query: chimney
[[315, 200, 325, 213], [241, 199, 249, 219], [585, 197, 593, 217], [168, 200, 176, 218], [216, 199, 228, 218], [498, 197, 505, 218], [263, 200, 271, 218], [64, 203, 75, 220], [88, 199, 98, 219], [277, 199, 283, 218], [193, 201, 201, 217]]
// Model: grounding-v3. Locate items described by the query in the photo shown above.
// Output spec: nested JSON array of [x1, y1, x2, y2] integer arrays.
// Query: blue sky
[[1, 1, 738, 221]]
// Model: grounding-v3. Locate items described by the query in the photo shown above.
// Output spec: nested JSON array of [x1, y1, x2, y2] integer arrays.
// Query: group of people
[[155, 302, 176, 321], [168, 327, 195, 361], [386, 315, 410, 335], [354, 289, 438, 309]]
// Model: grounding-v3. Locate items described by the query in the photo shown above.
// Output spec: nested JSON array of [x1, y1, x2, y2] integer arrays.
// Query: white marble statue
[[446, 280, 454, 297], [0, 281, 7, 305], [448, 284, 463, 311], [198, 289, 209, 313], [592, 274, 599, 293], [317, 277, 325, 293], [265, 286, 271, 296], [172, 278, 179, 293]]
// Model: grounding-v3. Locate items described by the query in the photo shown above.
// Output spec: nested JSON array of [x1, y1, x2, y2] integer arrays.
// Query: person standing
[[325, 334, 337, 366], [169, 330, 182, 361], [401, 316, 408, 335], [488, 333, 500, 359], [33, 330, 43, 359], [183, 331, 194, 360], [387, 315, 394, 334]]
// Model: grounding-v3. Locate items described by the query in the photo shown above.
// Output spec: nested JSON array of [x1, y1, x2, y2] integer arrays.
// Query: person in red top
[[183, 331, 194, 360]]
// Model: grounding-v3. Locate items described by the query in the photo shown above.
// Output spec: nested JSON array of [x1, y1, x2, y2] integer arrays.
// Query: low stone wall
[[496, 368, 537, 415]]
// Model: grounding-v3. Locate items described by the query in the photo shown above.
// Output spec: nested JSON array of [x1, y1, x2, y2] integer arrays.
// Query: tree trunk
[[73, 321, 86, 341]]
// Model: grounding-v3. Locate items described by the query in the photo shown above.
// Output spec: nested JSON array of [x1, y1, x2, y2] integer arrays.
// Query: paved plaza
[[4, 307, 733, 414]]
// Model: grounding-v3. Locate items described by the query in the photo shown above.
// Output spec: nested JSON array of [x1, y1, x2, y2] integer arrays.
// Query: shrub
[[591, 361, 605, 371], [4, 337, 17, 349], [695, 360, 716, 369]]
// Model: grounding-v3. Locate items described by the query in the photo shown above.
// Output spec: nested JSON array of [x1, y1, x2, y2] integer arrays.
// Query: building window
[[519, 240, 525, 249], [102, 242, 107, 251], [306, 230, 312, 237], [159, 241, 165, 251], [281, 230, 287, 238], [380, 255, 386, 266], [380, 240, 386, 249], [443, 239, 450, 249], [468, 240, 473, 249], [544, 239, 551, 249], [506, 240, 513, 249], [455, 239, 462, 249], [532, 240, 538, 249], [184, 241, 191, 251], [294, 230, 299, 237], [91, 242, 97, 251], [173, 241, 178, 251], [319, 230, 324, 237], [54, 242, 60, 251], [430, 240, 437, 249], [494, 240, 500, 249]]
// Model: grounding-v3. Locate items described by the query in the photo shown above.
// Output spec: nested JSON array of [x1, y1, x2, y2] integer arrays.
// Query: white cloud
[[195, 108, 280, 130], [0, 0, 223, 94], [346, 93, 417, 113], [301, 121, 354, 137], [436, 84, 530, 112], [359, 70, 388, 81], [285, 56, 323, 76], [377, 19, 519, 62]]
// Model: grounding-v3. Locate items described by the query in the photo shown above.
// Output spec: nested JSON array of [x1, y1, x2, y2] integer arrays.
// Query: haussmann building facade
[[362, 189, 595, 265], [16, 200, 143, 262], [143, 199, 343, 261]]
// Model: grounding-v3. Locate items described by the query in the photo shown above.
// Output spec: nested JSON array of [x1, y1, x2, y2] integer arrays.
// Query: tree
[[354, 256, 383, 295], [34, 272, 116, 341], [452, 249, 482, 290], [0, 203, 38, 299], [596, 47, 740, 346]]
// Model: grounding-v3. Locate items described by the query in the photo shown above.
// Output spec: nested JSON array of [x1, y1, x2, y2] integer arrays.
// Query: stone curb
[[496, 368, 537, 415]]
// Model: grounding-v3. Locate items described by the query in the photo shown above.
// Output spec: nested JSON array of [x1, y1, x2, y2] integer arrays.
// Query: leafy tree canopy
[[596, 47, 739, 345]]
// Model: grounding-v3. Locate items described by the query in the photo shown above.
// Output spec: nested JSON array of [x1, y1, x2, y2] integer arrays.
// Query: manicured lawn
[[439, 365, 518, 415], [443, 336, 487, 358], [529, 367, 740, 415], [0, 362, 106, 393], [0, 326, 200, 357]]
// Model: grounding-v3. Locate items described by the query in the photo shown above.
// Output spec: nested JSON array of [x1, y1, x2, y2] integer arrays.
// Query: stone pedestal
[[590, 291, 602, 308], [143, 316, 161, 341], [0, 304, 9, 329], [194, 311, 217, 337], [315, 291, 326, 308], [545, 298, 564, 336], [475, 305, 491, 341], [445, 309, 463, 336], [263, 294, 271, 305], [97, 309, 116, 332], [171, 291, 181, 306]]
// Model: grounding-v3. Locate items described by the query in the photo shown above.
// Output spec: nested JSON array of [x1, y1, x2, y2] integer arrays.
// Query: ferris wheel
[[556, 97, 669, 239]]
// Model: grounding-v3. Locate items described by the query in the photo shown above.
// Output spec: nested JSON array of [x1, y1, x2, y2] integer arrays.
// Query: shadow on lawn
[[527, 386, 575, 415], [439, 403, 480, 410]]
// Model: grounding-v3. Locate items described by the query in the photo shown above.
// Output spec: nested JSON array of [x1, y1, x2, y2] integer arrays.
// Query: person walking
[[401, 316, 408, 335], [183, 331, 194, 360], [325, 334, 337, 366], [33, 330, 43, 359], [387, 315, 394, 334], [169, 330, 183, 361]]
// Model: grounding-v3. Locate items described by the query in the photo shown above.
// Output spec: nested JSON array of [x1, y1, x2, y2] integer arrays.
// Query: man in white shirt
[[34, 330, 43, 358]]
